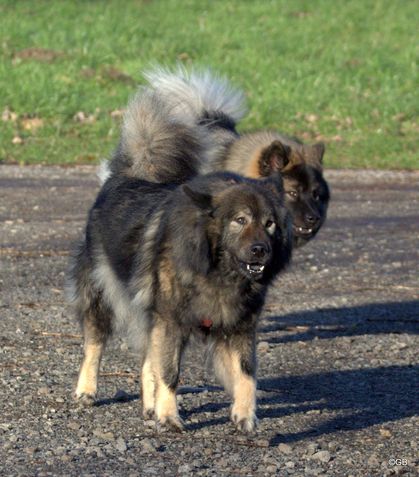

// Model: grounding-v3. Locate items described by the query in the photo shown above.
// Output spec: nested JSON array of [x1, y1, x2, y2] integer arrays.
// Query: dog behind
[[69, 89, 293, 432], [140, 65, 330, 247]]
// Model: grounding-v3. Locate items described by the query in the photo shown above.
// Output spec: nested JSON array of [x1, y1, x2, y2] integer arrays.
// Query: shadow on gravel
[[95, 393, 140, 407], [259, 364, 419, 445], [261, 300, 419, 344]]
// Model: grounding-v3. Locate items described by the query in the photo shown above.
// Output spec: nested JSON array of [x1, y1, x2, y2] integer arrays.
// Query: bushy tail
[[100, 66, 247, 184], [144, 65, 247, 126], [103, 88, 211, 184]]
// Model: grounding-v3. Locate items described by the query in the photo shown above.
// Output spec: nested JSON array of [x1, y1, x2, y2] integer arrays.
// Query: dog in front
[[68, 90, 292, 432]]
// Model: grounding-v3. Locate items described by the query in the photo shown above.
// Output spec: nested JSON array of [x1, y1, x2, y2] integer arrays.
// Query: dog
[[69, 90, 293, 432], [140, 65, 330, 248]]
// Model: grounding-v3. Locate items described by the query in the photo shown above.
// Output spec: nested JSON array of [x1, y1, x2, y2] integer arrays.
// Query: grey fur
[[106, 89, 212, 184]]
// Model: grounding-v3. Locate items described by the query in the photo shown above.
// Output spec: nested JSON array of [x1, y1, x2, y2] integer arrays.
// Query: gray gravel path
[[1, 165, 418, 476]]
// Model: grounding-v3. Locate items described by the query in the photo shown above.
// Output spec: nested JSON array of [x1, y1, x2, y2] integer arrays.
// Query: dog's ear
[[174, 185, 213, 277], [259, 140, 291, 176], [305, 142, 325, 168], [182, 185, 213, 211]]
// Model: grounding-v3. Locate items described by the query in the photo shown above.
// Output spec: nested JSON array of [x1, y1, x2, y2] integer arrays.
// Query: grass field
[[0, 0, 417, 169]]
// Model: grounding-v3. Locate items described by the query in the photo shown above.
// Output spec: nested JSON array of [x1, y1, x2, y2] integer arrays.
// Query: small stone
[[306, 443, 320, 455], [93, 429, 115, 441], [25, 447, 38, 455], [304, 467, 323, 476], [257, 341, 270, 353], [266, 464, 278, 473], [379, 428, 392, 438], [140, 438, 156, 453], [114, 437, 127, 453], [38, 387, 49, 395], [255, 438, 270, 447], [178, 464, 191, 474], [67, 422, 81, 431], [367, 454, 380, 467], [278, 443, 293, 454], [311, 450, 331, 463], [327, 441, 339, 452], [285, 461, 295, 468]]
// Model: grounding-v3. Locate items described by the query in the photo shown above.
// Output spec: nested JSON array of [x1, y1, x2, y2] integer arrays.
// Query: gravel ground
[[1, 165, 418, 477]]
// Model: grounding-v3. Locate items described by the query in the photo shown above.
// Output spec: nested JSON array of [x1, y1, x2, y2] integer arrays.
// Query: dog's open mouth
[[239, 261, 265, 278], [293, 225, 314, 237]]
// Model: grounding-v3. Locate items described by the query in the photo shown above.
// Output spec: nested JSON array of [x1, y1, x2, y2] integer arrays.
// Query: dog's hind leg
[[148, 318, 187, 431], [74, 295, 112, 406], [213, 333, 258, 433]]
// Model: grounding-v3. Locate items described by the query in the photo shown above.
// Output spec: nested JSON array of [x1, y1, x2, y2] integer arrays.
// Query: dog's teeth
[[246, 264, 264, 274]]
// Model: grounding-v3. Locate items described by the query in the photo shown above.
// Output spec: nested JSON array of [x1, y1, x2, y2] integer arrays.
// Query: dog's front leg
[[148, 318, 186, 431], [213, 330, 258, 433]]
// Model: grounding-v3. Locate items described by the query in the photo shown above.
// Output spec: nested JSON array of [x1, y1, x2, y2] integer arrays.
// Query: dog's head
[[257, 140, 330, 248], [178, 174, 292, 283]]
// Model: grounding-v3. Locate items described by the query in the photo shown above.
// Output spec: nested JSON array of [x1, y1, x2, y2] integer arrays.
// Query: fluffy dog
[[69, 90, 292, 432]]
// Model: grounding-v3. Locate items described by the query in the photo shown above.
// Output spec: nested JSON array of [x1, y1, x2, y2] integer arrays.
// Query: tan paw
[[232, 411, 258, 433], [74, 392, 96, 407], [157, 415, 184, 432]]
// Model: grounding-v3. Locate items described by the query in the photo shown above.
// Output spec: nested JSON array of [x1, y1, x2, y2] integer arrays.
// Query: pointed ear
[[259, 140, 291, 176], [182, 185, 213, 211], [305, 142, 325, 166]]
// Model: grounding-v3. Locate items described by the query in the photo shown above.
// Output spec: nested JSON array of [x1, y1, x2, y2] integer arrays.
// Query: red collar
[[200, 318, 213, 332]]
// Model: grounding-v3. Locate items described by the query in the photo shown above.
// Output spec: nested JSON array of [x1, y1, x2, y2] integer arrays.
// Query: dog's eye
[[312, 190, 320, 201], [266, 220, 276, 233], [286, 190, 298, 199], [234, 216, 247, 225]]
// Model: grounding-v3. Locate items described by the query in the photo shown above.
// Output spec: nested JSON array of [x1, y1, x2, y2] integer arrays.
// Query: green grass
[[0, 0, 417, 169]]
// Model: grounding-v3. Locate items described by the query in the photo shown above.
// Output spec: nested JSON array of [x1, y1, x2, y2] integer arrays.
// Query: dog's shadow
[[188, 300, 419, 439], [260, 300, 419, 343], [93, 365, 418, 441], [95, 300, 418, 441], [184, 364, 418, 441], [259, 364, 418, 444]]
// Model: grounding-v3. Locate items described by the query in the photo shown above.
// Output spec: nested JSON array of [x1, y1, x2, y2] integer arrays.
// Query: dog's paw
[[157, 415, 184, 433], [74, 392, 96, 407], [143, 407, 155, 420], [232, 412, 258, 433]]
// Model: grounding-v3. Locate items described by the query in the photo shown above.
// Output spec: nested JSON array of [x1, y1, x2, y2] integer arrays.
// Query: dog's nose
[[304, 213, 320, 226], [251, 243, 269, 259]]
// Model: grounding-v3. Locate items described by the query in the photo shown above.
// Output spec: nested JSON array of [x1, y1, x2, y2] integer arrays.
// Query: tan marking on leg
[[75, 341, 104, 404], [213, 342, 257, 432], [148, 322, 183, 430], [141, 354, 155, 418]]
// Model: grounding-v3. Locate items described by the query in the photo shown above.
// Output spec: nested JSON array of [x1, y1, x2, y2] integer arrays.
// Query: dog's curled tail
[[144, 65, 247, 126], [102, 88, 211, 184]]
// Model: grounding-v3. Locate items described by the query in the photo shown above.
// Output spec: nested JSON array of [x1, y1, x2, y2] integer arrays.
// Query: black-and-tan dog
[[138, 66, 330, 248], [69, 90, 292, 432]]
